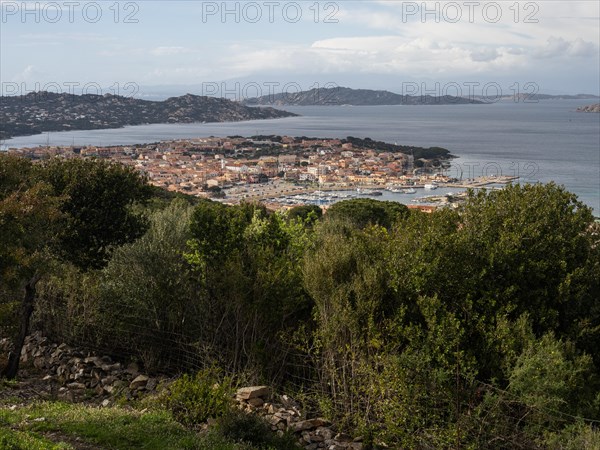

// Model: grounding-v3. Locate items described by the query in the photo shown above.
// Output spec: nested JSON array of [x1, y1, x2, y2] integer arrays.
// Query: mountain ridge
[[243, 86, 487, 106], [0, 92, 298, 140]]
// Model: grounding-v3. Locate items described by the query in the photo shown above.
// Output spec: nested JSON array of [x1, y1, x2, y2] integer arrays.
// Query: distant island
[[244, 86, 486, 106], [576, 103, 600, 113], [0, 92, 298, 140], [530, 94, 599, 100], [488, 93, 600, 102]]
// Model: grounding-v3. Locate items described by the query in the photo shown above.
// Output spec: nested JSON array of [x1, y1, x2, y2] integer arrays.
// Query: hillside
[[2, 154, 600, 448], [244, 86, 486, 106], [0, 92, 298, 140]]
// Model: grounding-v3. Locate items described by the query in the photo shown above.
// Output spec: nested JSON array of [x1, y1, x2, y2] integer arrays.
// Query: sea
[[3, 99, 599, 213]]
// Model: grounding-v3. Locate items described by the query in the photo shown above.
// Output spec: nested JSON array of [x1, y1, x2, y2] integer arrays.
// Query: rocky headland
[[0, 92, 298, 140]]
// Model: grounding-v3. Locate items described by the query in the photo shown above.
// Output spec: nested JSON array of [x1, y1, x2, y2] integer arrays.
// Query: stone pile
[[236, 386, 364, 450], [11, 333, 364, 450], [16, 332, 158, 404]]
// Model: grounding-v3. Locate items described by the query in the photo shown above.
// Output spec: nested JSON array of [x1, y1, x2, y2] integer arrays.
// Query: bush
[[544, 421, 600, 450], [166, 369, 234, 426], [215, 410, 301, 450]]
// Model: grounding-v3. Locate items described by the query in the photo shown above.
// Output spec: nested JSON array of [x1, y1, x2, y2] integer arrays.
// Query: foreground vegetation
[[0, 400, 299, 450], [1, 154, 599, 448]]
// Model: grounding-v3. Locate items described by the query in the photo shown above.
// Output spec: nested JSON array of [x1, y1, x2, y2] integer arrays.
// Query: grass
[[0, 401, 300, 450], [0, 426, 72, 450]]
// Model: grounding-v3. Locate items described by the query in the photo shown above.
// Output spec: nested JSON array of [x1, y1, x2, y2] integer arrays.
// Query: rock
[[267, 414, 285, 426], [311, 434, 324, 443], [577, 103, 600, 113], [33, 357, 45, 369], [334, 433, 352, 442], [247, 397, 264, 407], [146, 378, 158, 391], [84, 356, 103, 366], [280, 394, 298, 408], [316, 427, 334, 440], [129, 374, 149, 390], [101, 376, 116, 385], [67, 382, 86, 390], [236, 386, 270, 400], [291, 418, 330, 432], [101, 363, 121, 372], [101, 399, 110, 407], [125, 362, 140, 376]]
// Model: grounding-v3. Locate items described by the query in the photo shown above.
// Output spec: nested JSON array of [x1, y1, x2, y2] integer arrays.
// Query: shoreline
[[223, 175, 520, 205]]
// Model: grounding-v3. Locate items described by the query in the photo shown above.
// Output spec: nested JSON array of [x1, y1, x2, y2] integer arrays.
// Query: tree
[[302, 183, 600, 444], [38, 158, 152, 270], [326, 198, 408, 229], [286, 204, 322, 225], [98, 199, 196, 370], [1, 156, 151, 378], [185, 202, 312, 381], [386, 183, 599, 380], [302, 219, 394, 429], [0, 155, 62, 378]]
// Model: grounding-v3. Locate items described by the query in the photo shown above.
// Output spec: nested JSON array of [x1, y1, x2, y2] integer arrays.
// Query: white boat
[[424, 184, 438, 190], [403, 188, 417, 194]]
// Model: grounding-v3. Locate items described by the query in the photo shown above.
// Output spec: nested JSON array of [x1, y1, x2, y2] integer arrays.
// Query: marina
[[225, 175, 520, 209]]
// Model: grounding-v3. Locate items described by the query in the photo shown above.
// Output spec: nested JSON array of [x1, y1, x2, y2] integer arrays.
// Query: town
[[6, 135, 517, 210]]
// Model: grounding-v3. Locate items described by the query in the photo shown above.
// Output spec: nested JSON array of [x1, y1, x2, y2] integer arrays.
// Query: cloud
[[569, 38, 597, 57], [218, 37, 499, 79], [506, 47, 525, 56], [151, 46, 192, 56], [11, 65, 45, 82], [17, 33, 116, 44], [470, 48, 500, 62], [533, 36, 598, 59]]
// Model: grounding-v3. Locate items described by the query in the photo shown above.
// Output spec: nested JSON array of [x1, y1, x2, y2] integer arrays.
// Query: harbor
[[224, 175, 520, 209]]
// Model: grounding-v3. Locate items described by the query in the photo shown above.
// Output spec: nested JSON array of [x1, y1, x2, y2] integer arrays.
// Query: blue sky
[[1, 1, 599, 97]]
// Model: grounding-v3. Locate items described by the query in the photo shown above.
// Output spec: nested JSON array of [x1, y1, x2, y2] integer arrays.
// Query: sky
[[1, 1, 599, 98]]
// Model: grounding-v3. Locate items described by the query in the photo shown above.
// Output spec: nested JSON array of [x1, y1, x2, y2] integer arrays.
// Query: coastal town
[[5, 135, 517, 210]]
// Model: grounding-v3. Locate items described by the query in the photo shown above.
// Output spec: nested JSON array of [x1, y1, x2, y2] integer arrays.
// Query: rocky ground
[[0, 333, 363, 450]]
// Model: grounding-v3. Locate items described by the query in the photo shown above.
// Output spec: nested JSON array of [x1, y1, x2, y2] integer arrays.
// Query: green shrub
[[166, 369, 234, 426], [215, 410, 301, 450], [544, 421, 600, 450]]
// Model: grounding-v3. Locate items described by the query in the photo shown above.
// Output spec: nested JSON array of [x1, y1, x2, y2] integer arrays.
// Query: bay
[[4, 99, 599, 213]]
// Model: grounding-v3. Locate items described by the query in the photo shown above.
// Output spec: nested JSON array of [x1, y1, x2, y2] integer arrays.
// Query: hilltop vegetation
[[1, 154, 600, 448], [244, 86, 486, 106], [0, 92, 298, 140]]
